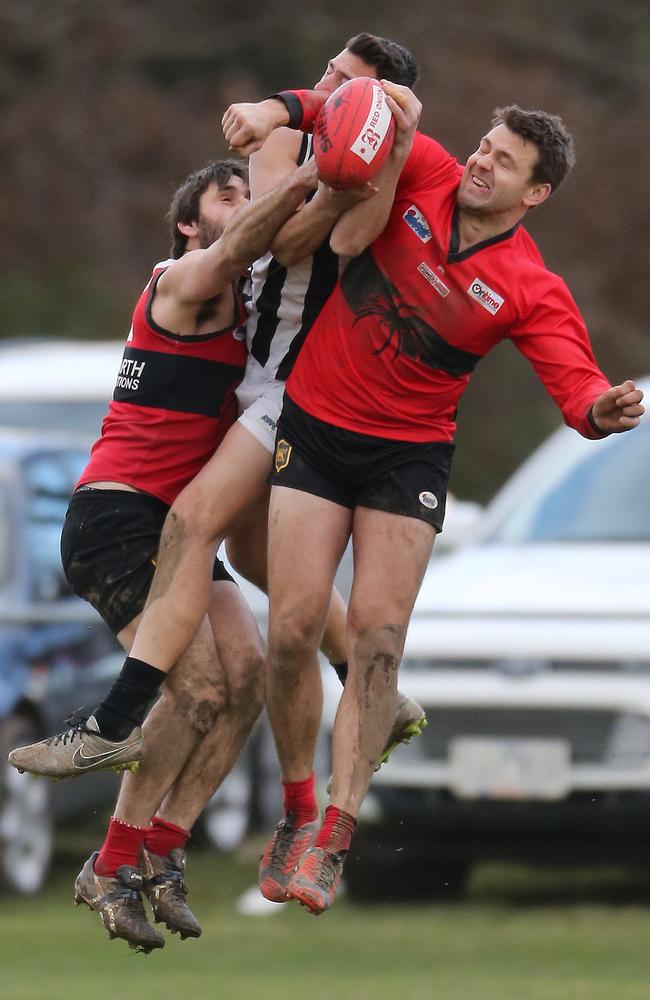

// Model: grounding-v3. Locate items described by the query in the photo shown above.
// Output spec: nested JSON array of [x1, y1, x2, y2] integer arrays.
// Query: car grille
[[420, 708, 646, 766]]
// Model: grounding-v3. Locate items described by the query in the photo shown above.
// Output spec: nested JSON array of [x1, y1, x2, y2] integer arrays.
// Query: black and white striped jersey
[[241, 134, 341, 398]]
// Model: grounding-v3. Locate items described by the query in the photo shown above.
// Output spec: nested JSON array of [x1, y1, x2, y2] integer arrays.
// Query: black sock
[[330, 660, 348, 686], [93, 657, 167, 740]]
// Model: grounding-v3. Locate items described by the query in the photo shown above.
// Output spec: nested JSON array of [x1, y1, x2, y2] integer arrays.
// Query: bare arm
[[330, 82, 421, 258], [248, 128, 304, 198], [247, 128, 376, 268], [270, 181, 378, 268]]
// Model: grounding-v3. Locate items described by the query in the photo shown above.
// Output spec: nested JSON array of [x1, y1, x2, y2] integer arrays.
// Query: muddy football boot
[[376, 692, 427, 770], [326, 692, 428, 794], [8, 715, 144, 779], [74, 853, 164, 954], [141, 847, 201, 940], [259, 812, 319, 902], [286, 846, 347, 915]]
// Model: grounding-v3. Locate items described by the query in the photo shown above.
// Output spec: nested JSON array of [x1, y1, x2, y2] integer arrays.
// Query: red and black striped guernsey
[[78, 260, 247, 504]]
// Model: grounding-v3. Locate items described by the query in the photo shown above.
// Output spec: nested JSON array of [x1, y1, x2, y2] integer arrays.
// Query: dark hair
[[492, 105, 576, 192], [346, 32, 419, 89], [167, 159, 249, 258]]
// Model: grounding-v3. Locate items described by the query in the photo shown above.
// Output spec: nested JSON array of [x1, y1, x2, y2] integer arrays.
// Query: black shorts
[[60, 488, 234, 635], [270, 396, 454, 531]]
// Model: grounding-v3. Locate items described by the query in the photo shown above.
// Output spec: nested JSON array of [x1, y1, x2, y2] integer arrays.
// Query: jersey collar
[[447, 204, 520, 264]]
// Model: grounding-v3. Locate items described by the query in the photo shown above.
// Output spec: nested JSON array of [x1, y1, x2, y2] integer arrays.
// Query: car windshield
[[487, 420, 650, 543], [0, 401, 108, 438]]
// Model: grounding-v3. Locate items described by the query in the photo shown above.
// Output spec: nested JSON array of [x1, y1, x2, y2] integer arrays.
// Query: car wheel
[[0, 715, 53, 895]]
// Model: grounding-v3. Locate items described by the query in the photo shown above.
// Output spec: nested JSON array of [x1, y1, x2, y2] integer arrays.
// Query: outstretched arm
[[329, 82, 421, 258]]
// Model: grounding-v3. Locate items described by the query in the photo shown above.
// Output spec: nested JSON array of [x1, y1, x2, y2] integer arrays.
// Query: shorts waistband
[[71, 486, 169, 512]]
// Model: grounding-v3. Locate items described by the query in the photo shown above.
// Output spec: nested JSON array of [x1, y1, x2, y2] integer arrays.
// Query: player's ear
[[177, 219, 199, 239], [523, 182, 551, 209]]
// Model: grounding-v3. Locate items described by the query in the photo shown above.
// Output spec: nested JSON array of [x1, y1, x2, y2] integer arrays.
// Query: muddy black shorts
[[270, 395, 454, 532], [60, 488, 234, 635]]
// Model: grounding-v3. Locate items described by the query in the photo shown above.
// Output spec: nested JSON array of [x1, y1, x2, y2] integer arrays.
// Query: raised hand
[[222, 99, 290, 156], [380, 80, 422, 160]]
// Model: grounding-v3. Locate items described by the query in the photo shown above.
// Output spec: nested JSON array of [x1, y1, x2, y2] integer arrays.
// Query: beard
[[197, 218, 223, 249]]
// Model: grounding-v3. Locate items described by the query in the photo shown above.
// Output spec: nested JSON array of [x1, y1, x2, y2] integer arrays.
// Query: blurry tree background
[[1, 0, 648, 499]]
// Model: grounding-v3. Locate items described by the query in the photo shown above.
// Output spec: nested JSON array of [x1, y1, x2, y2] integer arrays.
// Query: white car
[[347, 382, 650, 900], [0, 339, 123, 436]]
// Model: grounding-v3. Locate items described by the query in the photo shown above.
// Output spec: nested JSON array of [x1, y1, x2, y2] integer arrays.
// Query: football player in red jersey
[[9, 156, 321, 951], [224, 82, 644, 914]]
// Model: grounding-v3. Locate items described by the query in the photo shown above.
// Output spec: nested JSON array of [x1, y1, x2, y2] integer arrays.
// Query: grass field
[[4, 835, 650, 1000]]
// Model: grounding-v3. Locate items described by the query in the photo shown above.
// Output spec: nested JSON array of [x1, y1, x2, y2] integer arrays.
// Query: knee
[[347, 619, 405, 681], [163, 496, 217, 550], [162, 670, 226, 738], [268, 612, 322, 674]]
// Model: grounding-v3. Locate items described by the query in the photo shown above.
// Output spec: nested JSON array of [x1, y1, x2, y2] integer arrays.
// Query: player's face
[[457, 124, 547, 218], [196, 176, 249, 248], [314, 48, 377, 94]]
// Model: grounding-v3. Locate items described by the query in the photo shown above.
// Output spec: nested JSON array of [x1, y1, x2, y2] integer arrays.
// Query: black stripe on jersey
[[113, 347, 244, 417], [276, 235, 339, 381], [248, 131, 313, 370], [341, 250, 481, 376], [249, 258, 288, 367], [297, 132, 310, 164]]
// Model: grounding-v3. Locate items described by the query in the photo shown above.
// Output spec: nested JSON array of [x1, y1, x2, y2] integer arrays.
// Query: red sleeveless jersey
[[78, 260, 247, 504], [287, 132, 610, 442]]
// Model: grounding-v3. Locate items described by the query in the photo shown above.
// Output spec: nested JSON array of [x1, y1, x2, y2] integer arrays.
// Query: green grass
[[4, 840, 650, 1000]]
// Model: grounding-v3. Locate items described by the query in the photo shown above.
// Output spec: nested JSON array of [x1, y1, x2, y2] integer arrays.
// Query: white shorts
[[236, 370, 285, 454]]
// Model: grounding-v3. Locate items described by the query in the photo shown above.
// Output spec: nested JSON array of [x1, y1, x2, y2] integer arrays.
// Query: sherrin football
[[313, 77, 395, 190]]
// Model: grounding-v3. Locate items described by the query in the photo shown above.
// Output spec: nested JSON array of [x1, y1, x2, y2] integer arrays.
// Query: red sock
[[315, 805, 356, 854], [144, 815, 190, 857], [282, 772, 318, 827], [94, 816, 148, 876]]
